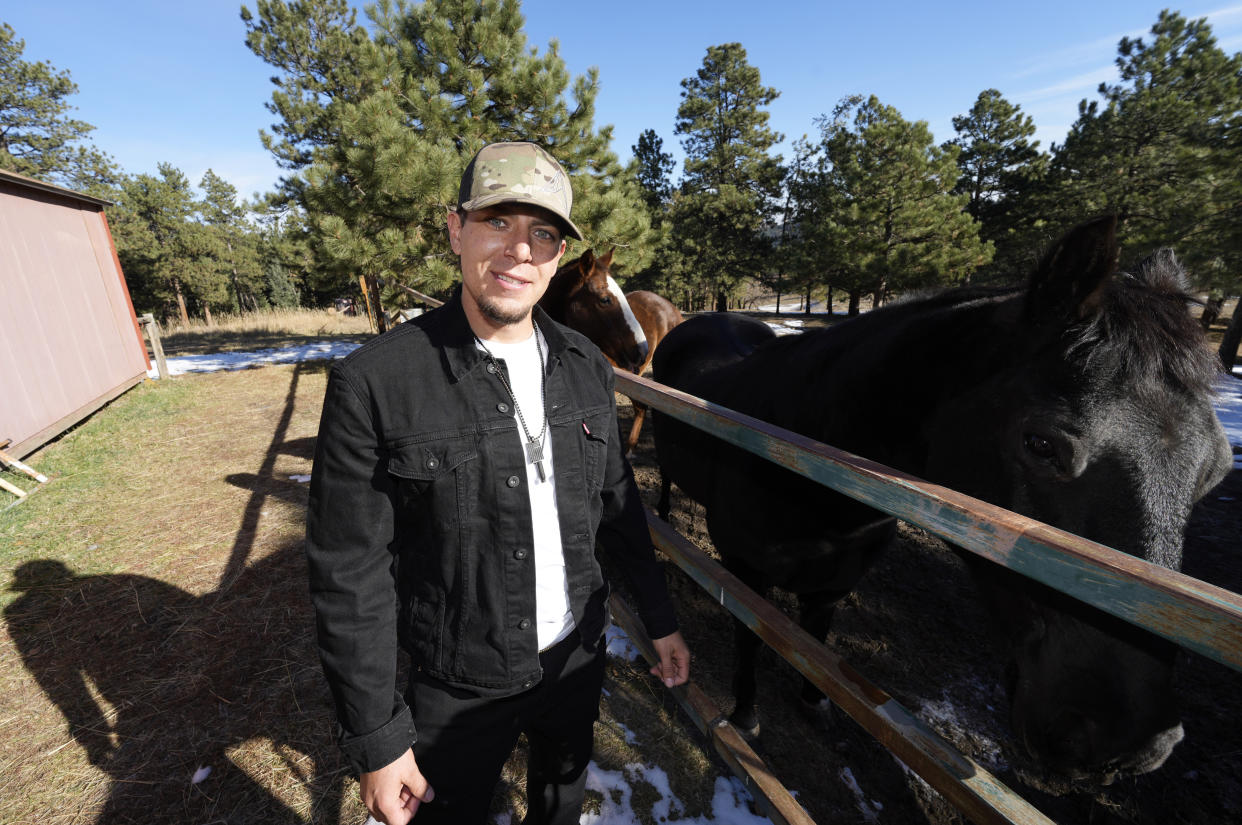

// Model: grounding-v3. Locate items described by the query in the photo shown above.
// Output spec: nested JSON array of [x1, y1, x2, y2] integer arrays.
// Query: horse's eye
[[1023, 433, 1060, 466], [599, 295, 612, 305]]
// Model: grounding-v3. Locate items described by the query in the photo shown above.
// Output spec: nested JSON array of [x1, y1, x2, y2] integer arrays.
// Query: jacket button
[[486, 363, 497, 374], [518, 618, 532, 630], [497, 402, 509, 413], [425, 457, 439, 470], [522, 680, 534, 689], [507, 475, 520, 488], [514, 548, 529, 560]]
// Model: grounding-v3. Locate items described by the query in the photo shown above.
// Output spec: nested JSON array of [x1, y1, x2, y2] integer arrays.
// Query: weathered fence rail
[[372, 292, 1239, 821], [614, 370, 1242, 673], [611, 366, 1242, 825]]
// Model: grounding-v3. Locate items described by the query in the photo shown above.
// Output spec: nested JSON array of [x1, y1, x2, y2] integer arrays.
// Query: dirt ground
[[614, 396, 1242, 825]]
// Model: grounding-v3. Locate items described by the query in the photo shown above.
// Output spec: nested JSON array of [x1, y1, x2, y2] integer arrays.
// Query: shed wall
[[0, 179, 148, 458]]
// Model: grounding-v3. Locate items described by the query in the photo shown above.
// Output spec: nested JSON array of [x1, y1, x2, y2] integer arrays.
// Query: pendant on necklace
[[525, 438, 547, 482]]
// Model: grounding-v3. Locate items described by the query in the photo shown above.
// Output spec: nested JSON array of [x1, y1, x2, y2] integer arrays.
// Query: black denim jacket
[[306, 291, 678, 774]]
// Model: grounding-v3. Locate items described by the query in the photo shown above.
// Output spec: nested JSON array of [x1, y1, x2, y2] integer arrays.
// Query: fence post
[[139, 314, 169, 380]]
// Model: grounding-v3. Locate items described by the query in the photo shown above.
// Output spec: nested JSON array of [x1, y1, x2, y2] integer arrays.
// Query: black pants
[[405, 629, 606, 824]]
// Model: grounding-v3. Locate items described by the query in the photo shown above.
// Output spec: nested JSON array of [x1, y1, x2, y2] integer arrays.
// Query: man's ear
[[447, 209, 463, 254]]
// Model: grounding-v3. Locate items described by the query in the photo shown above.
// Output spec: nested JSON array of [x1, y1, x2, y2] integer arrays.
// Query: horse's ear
[[1026, 215, 1119, 322], [599, 248, 615, 268], [579, 248, 596, 273]]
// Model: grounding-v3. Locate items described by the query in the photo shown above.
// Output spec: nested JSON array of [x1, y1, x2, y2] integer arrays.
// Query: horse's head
[[541, 249, 649, 372], [926, 217, 1233, 788]]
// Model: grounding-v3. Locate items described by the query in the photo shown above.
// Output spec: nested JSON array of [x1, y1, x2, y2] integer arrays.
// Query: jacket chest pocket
[[581, 410, 612, 493], [387, 436, 479, 528]]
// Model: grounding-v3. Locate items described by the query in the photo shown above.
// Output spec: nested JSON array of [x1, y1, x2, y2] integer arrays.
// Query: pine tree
[[240, 0, 372, 176], [945, 89, 1049, 281], [0, 22, 115, 191], [812, 95, 992, 310], [245, 0, 656, 306], [631, 129, 674, 214], [670, 43, 784, 310], [110, 165, 218, 323], [1053, 11, 1242, 253], [199, 170, 268, 312], [1050, 10, 1242, 368]]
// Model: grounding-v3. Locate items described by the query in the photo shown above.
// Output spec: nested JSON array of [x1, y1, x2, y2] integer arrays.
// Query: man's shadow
[[6, 545, 349, 823], [6, 362, 354, 823]]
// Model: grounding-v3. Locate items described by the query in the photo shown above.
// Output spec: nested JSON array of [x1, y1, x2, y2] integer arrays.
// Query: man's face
[[448, 203, 567, 340]]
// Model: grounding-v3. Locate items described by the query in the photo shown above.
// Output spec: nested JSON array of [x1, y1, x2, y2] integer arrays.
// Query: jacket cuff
[[638, 599, 679, 642], [339, 704, 416, 775]]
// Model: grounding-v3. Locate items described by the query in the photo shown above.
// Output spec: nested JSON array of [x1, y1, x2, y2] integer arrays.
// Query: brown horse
[[538, 249, 649, 373], [621, 290, 684, 451]]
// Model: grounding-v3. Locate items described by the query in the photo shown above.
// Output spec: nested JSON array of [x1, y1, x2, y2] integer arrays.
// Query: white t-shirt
[[478, 328, 575, 650]]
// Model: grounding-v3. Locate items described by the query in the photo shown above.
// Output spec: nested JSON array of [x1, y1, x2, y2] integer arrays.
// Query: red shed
[[0, 168, 149, 459]]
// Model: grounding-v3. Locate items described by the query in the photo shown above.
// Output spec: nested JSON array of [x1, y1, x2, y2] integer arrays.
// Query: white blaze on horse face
[[607, 275, 649, 361]]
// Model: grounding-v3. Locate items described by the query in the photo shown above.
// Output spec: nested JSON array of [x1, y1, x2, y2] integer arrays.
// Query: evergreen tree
[[110, 165, 216, 323], [0, 22, 115, 191], [1053, 11, 1242, 253], [631, 128, 674, 214], [240, 0, 372, 177], [670, 43, 784, 311], [245, 0, 656, 307], [772, 137, 830, 313], [812, 95, 992, 311], [1051, 10, 1242, 368], [945, 89, 1049, 282], [200, 169, 268, 312]]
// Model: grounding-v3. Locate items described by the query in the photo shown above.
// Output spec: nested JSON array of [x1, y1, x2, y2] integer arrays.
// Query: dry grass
[[0, 363, 731, 825], [158, 308, 373, 357]]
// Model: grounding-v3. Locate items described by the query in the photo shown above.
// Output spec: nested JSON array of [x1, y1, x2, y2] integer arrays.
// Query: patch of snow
[[604, 623, 642, 662], [191, 765, 211, 784], [289, 474, 312, 483], [146, 340, 361, 378], [838, 767, 883, 823], [581, 765, 773, 825], [1214, 374, 1242, 469]]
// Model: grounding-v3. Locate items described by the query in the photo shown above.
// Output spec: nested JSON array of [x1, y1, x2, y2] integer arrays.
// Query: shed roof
[[0, 167, 113, 208]]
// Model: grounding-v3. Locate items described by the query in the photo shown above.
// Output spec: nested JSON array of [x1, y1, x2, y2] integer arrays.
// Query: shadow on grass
[[162, 330, 372, 358], [5, 360, 353, 823]]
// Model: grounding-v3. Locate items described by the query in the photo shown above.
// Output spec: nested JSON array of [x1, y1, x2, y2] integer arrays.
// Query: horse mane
[[1062, 249, 1220, 394]]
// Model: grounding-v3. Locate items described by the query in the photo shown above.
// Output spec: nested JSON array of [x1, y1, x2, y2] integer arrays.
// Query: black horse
[[652, 217, 1233, 786]]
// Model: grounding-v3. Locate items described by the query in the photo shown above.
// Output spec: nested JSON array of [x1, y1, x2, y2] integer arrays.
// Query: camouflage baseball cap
[[457, 141, 583, 240]]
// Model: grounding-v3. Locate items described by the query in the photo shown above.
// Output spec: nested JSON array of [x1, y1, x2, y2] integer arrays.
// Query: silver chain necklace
[[475, 325, 549, 481]]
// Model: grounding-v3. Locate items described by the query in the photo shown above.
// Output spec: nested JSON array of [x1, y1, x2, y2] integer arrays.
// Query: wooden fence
[[383, 284, 1242, 821], [611, 369, 1242, 825]]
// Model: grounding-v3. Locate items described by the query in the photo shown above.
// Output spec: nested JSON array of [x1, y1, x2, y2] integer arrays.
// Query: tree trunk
[[715, 291, 728, 312], [174, 279, 189, 325], [1201, 295, 1225, 331], [804, 285, 812, 316], [204, 304, 214, 326], [775, 290, 782, 315], [1220, 300, 1242, 375], [848, 289, 862, 316], [826, 285, 833, 315]]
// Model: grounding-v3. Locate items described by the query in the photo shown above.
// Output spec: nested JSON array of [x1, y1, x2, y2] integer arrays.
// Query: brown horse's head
[[539, 248, 649, 372]]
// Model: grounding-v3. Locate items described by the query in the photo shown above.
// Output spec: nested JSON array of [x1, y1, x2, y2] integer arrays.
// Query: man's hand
[[650, 630, 691, 687], [359, 748, 434, 824]]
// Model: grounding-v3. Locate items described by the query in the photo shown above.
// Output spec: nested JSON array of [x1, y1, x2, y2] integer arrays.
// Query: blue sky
[[7, 2, 1242, 200]]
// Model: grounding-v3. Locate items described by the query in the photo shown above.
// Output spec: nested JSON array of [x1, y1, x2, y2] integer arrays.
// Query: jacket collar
[[434, 286, 580, 383]]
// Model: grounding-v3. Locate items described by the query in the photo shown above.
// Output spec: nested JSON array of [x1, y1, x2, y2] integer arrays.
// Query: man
[[306, 141, 691, 825]]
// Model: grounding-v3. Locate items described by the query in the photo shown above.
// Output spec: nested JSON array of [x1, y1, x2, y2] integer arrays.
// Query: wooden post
[[139, 314, 169, 380], [0, 449, 47, 483], [358, 274, 377, 334], [0, 477, 27, 498], [367, 274, 388, 334]]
